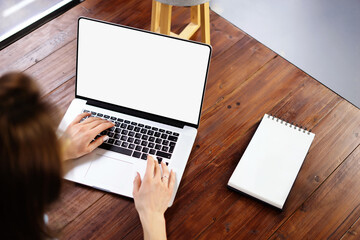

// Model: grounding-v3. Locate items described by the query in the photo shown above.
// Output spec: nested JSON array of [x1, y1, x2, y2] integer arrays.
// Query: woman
[[0, 72, 175, 240]]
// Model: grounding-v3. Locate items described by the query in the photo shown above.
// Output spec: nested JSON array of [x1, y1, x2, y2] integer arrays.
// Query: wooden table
[[1, 0, 359, 239]]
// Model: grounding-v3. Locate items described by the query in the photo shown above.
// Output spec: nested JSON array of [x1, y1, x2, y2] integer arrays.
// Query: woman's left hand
[[60, 112, 114, 160]]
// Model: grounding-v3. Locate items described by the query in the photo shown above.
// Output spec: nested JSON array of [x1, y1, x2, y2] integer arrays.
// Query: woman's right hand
[[133, 155, 176, 240]]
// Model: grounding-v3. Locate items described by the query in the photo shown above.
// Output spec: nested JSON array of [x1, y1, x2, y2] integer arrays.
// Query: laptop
[[58, 17, 212, 206]]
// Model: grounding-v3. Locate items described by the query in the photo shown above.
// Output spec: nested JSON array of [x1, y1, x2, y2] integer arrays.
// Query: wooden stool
[[151, 0, 210, 44]]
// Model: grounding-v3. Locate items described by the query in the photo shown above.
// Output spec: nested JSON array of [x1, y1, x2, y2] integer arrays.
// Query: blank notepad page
[[228, 114, 315, 209]]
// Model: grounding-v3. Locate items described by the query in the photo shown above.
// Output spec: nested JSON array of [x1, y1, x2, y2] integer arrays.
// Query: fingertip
[[170, 169, 176, 178], [133, 175, 140, 196], [133, 172, 140, 181], [168, 169, 176, 190]]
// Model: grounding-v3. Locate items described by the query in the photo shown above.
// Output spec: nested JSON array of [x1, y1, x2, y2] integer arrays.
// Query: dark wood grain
[[341, 216, 360, 240], [47, 182, 104, 234], [1, 0, 360, 239], [270, 144, 360, 240]]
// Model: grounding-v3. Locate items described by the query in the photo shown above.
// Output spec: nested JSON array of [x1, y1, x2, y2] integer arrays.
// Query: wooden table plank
[[342, 216, 360, 240], [270, 144, 360, 239], [59, 194, 136, 240], [26, 40, 77, 98], [47, 182, 104, 234]]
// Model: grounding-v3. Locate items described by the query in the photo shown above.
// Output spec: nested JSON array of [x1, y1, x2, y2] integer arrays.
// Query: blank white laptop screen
[[76, 18, 211, 125]]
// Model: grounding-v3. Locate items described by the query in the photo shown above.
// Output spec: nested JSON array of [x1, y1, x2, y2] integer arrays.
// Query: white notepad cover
[[228, 114, 315, 209]]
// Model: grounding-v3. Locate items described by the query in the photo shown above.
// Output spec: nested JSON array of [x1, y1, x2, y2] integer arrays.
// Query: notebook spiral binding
[[267, 114, 312, 135]]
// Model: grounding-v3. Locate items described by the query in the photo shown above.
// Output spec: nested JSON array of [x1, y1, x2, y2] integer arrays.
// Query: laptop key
[[141, 153, 147, 160], [110, 116, 117, 120], [108, 132, 114, 138], [161, 134, 168, 139], [104, 115, 110, 119], [132, 151, 141, 158], [149, 149, 156, 155], [115, 122, 120, 127], [156, 151, 171, 159], [115, 128, 121, 133], [154, 132, 161, 137], [166, 130, 172, 134], [108, 138, 115, 144], [97, 113, 103, 117], [117, 118, 123, 122], [100, 143, 132, 156], [135, 139, 141, 145], [134, 127, 141, 132], [115, 140, 121, 146], [125, 120, 130, 124], [121, 136, 127, 141], [135, 146, 142, 151], [142, 147, 149, 153], [168, 135, 178, 142], [173, 132, 179, 136], [122, 142, 128, 148], [128, 131, 135, 137]]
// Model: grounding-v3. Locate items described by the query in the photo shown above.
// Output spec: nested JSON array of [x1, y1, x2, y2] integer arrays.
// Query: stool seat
[[151, 0, 210, 44], [156, 0, 208, 7]]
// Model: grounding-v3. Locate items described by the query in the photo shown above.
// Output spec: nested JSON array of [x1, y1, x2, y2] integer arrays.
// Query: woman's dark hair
[[0, 72, 62, 239]]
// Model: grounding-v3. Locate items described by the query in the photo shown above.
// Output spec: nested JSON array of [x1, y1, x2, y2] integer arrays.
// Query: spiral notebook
[[228, 114, 315, 209]]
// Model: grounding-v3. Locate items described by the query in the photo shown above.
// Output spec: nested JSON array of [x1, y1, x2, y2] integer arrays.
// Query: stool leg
[[191, 5, 200, 26], [159, 3, 172, 35], [200, 2, 210, 44], [151, 0, 160, 32]]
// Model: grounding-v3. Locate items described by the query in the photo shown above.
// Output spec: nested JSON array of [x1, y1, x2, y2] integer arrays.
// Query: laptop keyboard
[[82, 110, 179, 165]]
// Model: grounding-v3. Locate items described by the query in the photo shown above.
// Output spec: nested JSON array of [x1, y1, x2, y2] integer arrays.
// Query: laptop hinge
[[85, 99, 190, 129]]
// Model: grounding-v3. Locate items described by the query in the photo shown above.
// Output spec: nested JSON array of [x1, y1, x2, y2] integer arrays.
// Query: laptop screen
[[76, 18, 211, 126]]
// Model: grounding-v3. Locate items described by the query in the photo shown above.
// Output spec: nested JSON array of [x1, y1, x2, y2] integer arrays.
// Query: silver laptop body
[[58, 17, 211, 206]]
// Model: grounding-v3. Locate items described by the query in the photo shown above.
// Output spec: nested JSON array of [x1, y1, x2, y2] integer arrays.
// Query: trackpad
[[85, 154, 134, 197]]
